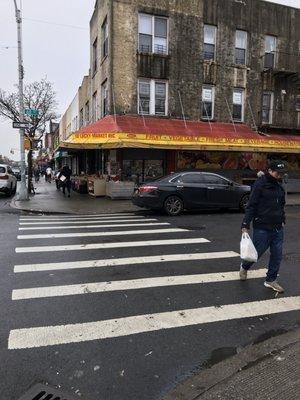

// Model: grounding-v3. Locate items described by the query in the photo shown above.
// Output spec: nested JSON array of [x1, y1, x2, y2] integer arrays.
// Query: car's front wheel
[[163, 195, 184, 216], [239, 194, 249, 211]]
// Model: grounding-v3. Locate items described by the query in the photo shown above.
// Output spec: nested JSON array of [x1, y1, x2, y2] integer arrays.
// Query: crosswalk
[[8, 212, 300, 350]]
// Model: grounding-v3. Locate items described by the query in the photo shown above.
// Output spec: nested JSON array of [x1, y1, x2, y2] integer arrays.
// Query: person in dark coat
[[60, 165, 72, 197], [240, 160, 287, 293]]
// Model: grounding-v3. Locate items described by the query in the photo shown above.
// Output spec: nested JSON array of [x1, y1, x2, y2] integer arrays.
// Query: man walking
[[60, 165, 72, 197], [240, 160, 287, 293]]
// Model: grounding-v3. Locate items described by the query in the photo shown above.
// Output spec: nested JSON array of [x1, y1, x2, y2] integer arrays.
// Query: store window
[[202, 85, 215, 120], [264, 35, 276, 69], [262, 91, 274, 124], [138, 14, 168, 55], [204, 25, 217, 60], [101, 80, 108, 117], [102, 17, 108, 59], [138, 79, 167, 116], [235, 30, 247, 65], [92, 38, 98, 74], [232, 89, 244, 122]]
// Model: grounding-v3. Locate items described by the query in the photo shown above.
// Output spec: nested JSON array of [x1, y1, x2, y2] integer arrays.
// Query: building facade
[[58, 0, 300, 184]]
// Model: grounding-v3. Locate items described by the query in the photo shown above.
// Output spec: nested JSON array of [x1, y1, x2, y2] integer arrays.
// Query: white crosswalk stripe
[[19, 212, 137, 220], [15, 238, 210, 253], [19, 221, 168, 230], [17, 227, 188, 240], [8, 213, 300, 351], [8, 297, 300, 349], [12, 269, 267, 300], [14, 251, 239, 273]]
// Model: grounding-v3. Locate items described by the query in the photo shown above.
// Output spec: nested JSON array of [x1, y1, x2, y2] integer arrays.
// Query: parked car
[[132, 171, 251, 216], [12, 167, 21, 181], [0, 164, 17, 197]]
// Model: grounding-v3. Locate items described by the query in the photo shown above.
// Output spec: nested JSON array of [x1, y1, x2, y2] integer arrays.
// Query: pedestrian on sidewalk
[[45, 166, 52, 183], [60, 165, 72, 197], [239, 159, 287, 293]]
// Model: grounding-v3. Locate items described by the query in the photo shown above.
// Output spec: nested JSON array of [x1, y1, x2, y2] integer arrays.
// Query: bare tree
[[0, 79, 59, 193]]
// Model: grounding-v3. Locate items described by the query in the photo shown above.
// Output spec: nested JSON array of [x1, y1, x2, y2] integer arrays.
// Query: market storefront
[[58, 115, 300, 196]]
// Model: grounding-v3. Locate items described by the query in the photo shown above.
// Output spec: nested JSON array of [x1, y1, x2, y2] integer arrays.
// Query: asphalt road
[[0, 199, 299, 400]]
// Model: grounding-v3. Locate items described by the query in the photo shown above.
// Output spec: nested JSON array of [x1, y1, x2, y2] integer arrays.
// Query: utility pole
[[13, 0, 28, 200]]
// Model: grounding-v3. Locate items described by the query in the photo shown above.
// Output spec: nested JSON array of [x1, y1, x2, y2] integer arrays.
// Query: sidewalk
[[163, 328, 300, 400], [10, 180, 140, 214]]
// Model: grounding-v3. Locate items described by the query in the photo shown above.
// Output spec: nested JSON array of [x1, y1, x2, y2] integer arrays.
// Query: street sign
[[24, 108, 39, 117], [12, 121, 31, 129]]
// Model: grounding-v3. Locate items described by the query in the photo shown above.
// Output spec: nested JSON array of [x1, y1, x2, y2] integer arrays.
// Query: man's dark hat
[[268, 159, 288, 172]]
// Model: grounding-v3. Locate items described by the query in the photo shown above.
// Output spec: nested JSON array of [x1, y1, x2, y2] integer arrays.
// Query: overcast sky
[[0, 0, 298, 160]]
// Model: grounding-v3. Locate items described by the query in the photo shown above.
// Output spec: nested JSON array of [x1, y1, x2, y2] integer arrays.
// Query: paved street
[[0, 204, 299, 399]]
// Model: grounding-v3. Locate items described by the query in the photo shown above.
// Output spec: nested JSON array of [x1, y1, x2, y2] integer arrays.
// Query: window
[[138, 14, 168, 55], [202, 86, 215, 120], [262, 91, 274, 124], [92, 92, 98, 122], [204, 174, 227, 185], [235, 30, 247, 65], [102, 17, 108, 58], [92, 38, 98, 73], [79, 108, 84, 128], [204, 25, 216, 60], [101, 80, 108, 117], [138, 79, 167, 116], [232, 89, 244, 122], [264, 35, 276, 68], [181, 173, 206, 184], [85, 101, 90, 125]]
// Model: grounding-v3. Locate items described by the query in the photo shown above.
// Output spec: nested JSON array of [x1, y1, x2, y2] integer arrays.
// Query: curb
[[162, 328, 300, 400]]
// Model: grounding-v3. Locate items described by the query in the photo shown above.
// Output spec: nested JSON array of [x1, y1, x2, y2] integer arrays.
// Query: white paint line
[[20, 213, 136, 220], [15, 238, 210, 253], [19, 216, 148, 225], [17, 228, 188, 240], [18, 222, 169, 231], [14, 251, 239, 273], [8, 296, 300, 349], [12, 269, 266, 300]]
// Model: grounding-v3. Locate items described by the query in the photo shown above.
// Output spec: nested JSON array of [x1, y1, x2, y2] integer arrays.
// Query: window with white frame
[[262, 91, 274, 124], [204, 25, 217, 60], [138, 79, 167, 116], [201, 86, 215, 119], [79, 108, 84, 128], [102, 17, 108, 59], [92, 91, 97, 122], [101, 80, 108, 117], [232, 89, 244, 122], [296, 95, 300, 111], [138, 14, 168, 55], [264, 35, 276, 68], [235, 30, 247, 65]]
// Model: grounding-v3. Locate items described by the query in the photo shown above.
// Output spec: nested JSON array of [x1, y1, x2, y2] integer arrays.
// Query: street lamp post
[[13, 0, 28, 200]]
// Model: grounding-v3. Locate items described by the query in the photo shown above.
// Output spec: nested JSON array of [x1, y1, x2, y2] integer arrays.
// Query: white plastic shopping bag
[[240, 232, 258, 262]]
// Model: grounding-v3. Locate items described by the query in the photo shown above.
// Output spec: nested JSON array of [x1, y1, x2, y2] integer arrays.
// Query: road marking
[[15, 238, 210, 253], [8, 297, 300, 349], [19, 222, 170, 231], [17, 228, 188, 240], [12, 269, 266, 300], [20, 213, 137, 220], [19, 216, 149, 225], [14, 251, 239, 273]]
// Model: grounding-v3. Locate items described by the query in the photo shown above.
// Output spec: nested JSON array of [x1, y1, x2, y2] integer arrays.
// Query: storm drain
[[18, 383, 80, 400]]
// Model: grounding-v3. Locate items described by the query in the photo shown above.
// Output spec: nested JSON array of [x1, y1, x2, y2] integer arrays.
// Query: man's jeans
[[242, 228, 284, 282]]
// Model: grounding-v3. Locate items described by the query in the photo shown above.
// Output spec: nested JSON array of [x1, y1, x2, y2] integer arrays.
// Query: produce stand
[[88, 177, 106, 197]]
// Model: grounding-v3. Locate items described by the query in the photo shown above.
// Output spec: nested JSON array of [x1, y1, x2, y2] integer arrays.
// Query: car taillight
[[0, 175, 9, 180], [139, 185, 158, 194]]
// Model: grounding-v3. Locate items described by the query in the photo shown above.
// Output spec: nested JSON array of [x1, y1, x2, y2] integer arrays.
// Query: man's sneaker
[[239, 266, 248, 281], [264, 281, 284, 293]]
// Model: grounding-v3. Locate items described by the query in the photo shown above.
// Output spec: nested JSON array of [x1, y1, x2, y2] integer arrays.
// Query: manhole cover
[[18, 383, 81, 400]]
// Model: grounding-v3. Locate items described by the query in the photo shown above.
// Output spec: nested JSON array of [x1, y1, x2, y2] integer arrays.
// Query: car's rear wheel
[[239, 194, 249, 211], [164, 195, 184, 216]]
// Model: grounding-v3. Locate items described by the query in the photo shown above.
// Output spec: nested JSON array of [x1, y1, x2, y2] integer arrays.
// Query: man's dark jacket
[[242, 172, 285, 230]]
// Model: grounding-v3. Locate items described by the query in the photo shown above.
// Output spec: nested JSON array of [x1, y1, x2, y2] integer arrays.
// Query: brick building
[[58, 0, 300, 184]]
